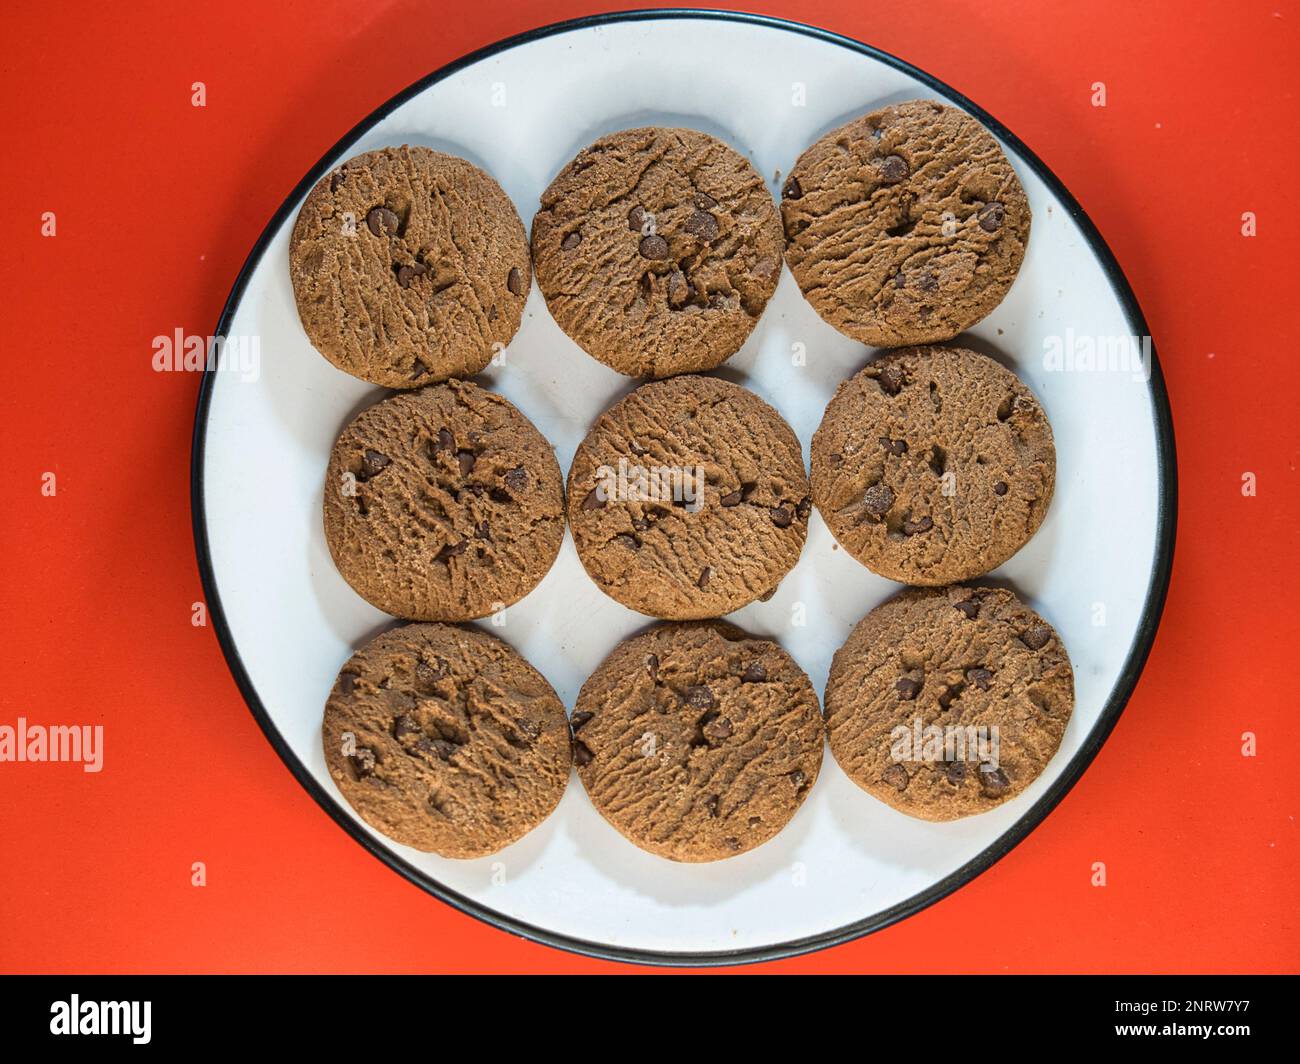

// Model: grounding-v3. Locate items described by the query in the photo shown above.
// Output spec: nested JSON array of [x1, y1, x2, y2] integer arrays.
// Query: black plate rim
[[190, 7, 1178, 968]]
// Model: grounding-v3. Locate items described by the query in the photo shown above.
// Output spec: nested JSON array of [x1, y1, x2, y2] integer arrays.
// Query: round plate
[[192, 10, 1175, 965]]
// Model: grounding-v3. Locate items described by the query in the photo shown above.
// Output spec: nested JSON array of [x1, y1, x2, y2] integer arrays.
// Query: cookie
[[322, 623, 571, 857], [290, 146, 530, 388], [781, 100, 1030, 346], [324, 379, 565, 620], [811, 346, 1054, 585], [573, 622, 822, 861], [825, 586, 1073, 820], [531, 127, 784, 377], [567, 375, 810, 618]]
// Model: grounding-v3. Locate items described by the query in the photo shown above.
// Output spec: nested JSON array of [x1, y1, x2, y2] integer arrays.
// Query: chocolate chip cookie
[[781, 100, 1030, 346], [811, 346, 1054, 585], [567, 375, 810, 618], [573, 622, 823, 861], [531, 127, 784, 377], [324, 379, 565, 620], [825, 586, 1073, 820], [323, 623, 571, 857], [290, 146, 530, 387]]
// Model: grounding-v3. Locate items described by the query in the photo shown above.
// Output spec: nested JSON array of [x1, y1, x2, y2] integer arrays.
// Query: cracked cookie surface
[[290, 145, 530, 388], [567, 375, 810, 619], [573, 622, 822, 861], [531, 127, 783, 377], [323, 623, 571, 857], [324, 379, 565, 620], [781, 100, 1029, 346], [825, 586, 1073, 820], [811, 346, 1054, 585]]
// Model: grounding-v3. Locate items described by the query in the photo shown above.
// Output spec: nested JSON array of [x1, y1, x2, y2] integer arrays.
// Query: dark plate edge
[[190, 7, 1178, 969]]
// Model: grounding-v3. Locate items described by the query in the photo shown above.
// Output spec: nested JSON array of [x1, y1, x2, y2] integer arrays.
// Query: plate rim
[[190, 7, 1178, 968]]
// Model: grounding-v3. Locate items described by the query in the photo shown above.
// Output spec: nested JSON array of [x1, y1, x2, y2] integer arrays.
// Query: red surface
[[1, 0, 1296, 974]]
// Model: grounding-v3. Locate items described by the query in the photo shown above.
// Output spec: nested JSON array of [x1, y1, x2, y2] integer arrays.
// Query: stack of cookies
[[290, 102, 1073, 864]]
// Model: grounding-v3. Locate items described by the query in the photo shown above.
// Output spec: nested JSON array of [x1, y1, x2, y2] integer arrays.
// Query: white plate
[[193, 12, 1175, 964]]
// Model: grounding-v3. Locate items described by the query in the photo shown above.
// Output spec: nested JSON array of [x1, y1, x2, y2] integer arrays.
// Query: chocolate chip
[[474, 521, 491, 540], [684, 210, 719, 242], [329, 168, 347, 191], [456, 450, 476, 476], [994, 481, 1009, 496], [903, 515, 934, 535], [978, 202, 1005, 232], [396, 263, 427, 288], [718, 489, 742, 507], [980, 765, 1011, 796], [862, 483, 894, 516], [944, 761, 967, 785], [796, 496, 811, 519], [789, 769, 807, 790], [685, 685, 715, 710], [613, 533, 640, 551], [1022, 626, 1052, 650], [339, 672, 358, 695], [741, 663, 767, 683], [917, 271, 939, 293], [693, 192, 717, 210], [572, 740, 594, 766], [878, 155, 909, 183], [770, 505, 793, 528], [966, 667, 993, 690], [893, 271, 906, 289], [877, 363, 906, 395], [561, 231, 582, 250], [415, 661, 445, 688], [489, 487, 511, 503], [627, 206, 645, 232], [503, 467, 528, 491], [880, 437, 908, 456], [361, 450, 390, 477], [782, 175, 802, 199], [895, 677, 921, 700], [436, 428, 454, 452], [645, 654, 659, 682], [393, 715, 420, 741], [705, 794, 720, 817], [507, 266, 524, 295], [436, 540, 468, 562], [882, 763, 910, 791], [639, 234, 669, 259], [366, 207, 400, 237], [582, 487, 605, 511], [570, 710, 593, 732], [954, 599, 980, 620], [349, 748, 376, 778], [433, 739, 462, 761], [667, 270, 692, 307], [703, 716, 732, 741], [697, 566, 712, 589]]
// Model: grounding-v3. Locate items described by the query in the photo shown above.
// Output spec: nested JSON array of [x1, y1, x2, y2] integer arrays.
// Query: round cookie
[[322, 623, 571, 857], [324, 379, 565, 620], [825, 586, 1073, 820], [810, 346, 1054, 585], [290, 145, 530, 388], [781, 100, 1030, 346], [567, 375, 810, 619], [531, 127, 784, 377], [573, 622, 823, 861]]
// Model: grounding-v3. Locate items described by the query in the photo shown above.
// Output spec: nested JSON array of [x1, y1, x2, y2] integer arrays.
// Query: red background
[[1, 0, 1296, 974]]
